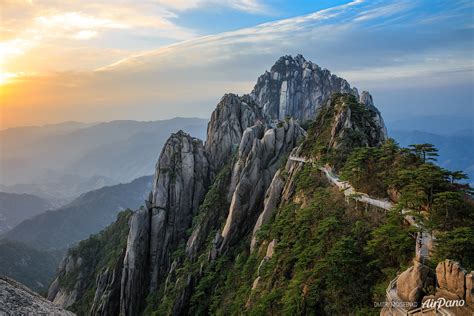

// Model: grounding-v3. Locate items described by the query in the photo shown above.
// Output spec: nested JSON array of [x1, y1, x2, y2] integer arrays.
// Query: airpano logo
[[422, 298, 465, 309]]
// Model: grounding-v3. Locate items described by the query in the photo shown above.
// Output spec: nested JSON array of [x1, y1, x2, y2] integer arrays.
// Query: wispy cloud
[[1, 0, 473, 128], [152, 0, 270, 14]]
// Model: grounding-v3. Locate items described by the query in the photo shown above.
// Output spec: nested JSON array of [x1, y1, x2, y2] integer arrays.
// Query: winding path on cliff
[[288, 155, 431, 259], [288, 155, 445, 315]]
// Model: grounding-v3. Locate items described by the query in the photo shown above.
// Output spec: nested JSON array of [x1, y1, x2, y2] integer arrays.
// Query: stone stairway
[[287, 155, 443, 315]]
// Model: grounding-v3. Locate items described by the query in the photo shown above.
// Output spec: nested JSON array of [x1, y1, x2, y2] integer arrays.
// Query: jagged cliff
[[47, 55, 473, 315], [250, 54, 359, 121], [47, 55, 386, 315]]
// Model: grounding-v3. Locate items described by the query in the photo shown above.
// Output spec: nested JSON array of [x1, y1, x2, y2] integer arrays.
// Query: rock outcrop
[[1, 275, 74, 315], [148, 131, 209, 292], [90, 249, 125, 315], [251, 54, 359, 121], [46, 55, 389, 315], [47, 255, 85, 308], [120, 209, 150, 316], [435, 259, 467, 299], [396, 260, 435, 304], [394, 259, 474, 315], [205, 94, 263, 173], [250, 170, 285, 251], [327, 93, 387, 150], [120, 131, 210, 316], [218, 119, 306, 252], [415, 260, 474, 315]]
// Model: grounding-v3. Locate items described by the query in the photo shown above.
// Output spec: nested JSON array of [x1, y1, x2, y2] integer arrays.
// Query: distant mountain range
[[0, 118, 207, 204], [394, 132, 473, 184], [386, 115, 473, 135], [0, 192, 53, 234], [2, 175, 153, 251], [0, 240, 63, 293]]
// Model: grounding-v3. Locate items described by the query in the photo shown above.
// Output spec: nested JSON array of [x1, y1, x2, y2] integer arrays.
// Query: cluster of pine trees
[[340, 140, 474, 269]]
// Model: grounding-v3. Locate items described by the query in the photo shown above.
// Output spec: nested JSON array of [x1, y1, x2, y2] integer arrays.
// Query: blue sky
[[177, 1, 355, 34], [2, 0, 473, 128]]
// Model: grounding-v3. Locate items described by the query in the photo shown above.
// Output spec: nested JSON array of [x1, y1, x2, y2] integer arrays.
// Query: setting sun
[[0, 72, 21, 86]]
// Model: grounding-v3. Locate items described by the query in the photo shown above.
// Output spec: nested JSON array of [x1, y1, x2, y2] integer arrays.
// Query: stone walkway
[[288, 155, 442, 315]]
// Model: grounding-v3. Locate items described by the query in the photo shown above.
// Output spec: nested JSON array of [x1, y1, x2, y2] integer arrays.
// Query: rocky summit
[[44, 55, 473, 316], [251, 54, 358, 122]]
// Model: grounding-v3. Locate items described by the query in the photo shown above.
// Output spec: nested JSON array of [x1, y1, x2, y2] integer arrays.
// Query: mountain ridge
[[44, 55, 474, 315], [47, 55, 387, 314], [3, 175, 153, 251]]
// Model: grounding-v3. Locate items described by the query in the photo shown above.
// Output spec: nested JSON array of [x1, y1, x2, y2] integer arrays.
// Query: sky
[[0, 0, 473, 129]]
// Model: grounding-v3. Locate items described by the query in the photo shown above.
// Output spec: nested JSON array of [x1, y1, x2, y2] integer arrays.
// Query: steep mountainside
[[3, 176, 152, 250], [0, 240, 63, 292], [47, 55, 473, 315], [47, 211, 132, 315], [0, 192, 53, 233]]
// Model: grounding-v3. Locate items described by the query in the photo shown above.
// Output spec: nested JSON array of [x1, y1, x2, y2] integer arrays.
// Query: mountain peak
[[251, 55, 359, 121]]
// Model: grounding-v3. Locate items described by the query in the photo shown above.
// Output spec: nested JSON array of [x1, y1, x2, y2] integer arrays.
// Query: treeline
[[340, 140, 474, 269]]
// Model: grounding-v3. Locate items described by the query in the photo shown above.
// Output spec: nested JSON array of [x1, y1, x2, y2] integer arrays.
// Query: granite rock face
[[466, 271, 474, 306], [435, 259, 467, 299], [120, 209, 150, 316], [396, 260, 435, 304], [1, 275, 74, 315], [90, 250, 125, 316], [251, 54, 359, 121], [47, 255, 85, 308], [359, 91, 388, 141], [417, 260, 474, 314], [250, 145, 305, 252], [250, 169, 285, 251], [46, 55, 389, 315], [205, 93, 263, 174], [120, 131, 210, 316], [218, 119, 306, 252], [328, 93, 387, 150], [148, 130, 209, 292]]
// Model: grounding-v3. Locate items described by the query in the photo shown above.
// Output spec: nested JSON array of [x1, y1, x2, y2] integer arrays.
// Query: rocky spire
[[250, 54, 359, 122], [205, 93, 263, 174], [46, 55, 390, 315], [359, 91, 388, 141], [217, 118, 306, 252], [120, 131, 210, 315]]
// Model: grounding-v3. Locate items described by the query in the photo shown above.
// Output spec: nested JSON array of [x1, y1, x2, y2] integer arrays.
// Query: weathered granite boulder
[[436, 259, 466, 299], [396, 260, 435, 304], [1, 275, 74, 315], [467, 272, 474, 306]]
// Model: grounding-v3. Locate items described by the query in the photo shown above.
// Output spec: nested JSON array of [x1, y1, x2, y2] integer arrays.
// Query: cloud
[[353, 1, 412, 22], [1, 0, 473, 128], [152, 0, 269, 14], [35, 12, 129, 30], [73, 30, 98, 40]]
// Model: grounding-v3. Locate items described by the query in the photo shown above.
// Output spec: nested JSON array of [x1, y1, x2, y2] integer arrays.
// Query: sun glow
[[0, 72, 21, 86]]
